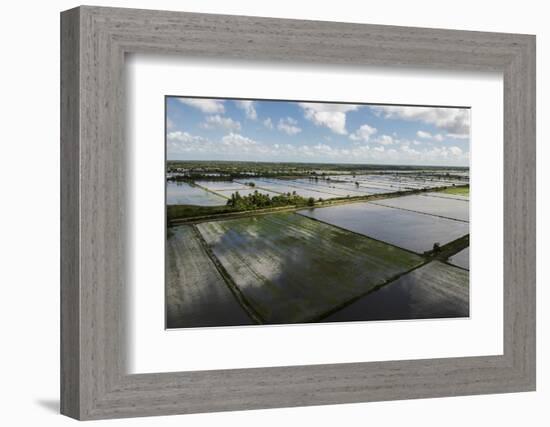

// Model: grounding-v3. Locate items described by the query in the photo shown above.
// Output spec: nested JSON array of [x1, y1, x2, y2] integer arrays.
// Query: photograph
[[165, 97, 471, 329], [49, 2, 540, 421]]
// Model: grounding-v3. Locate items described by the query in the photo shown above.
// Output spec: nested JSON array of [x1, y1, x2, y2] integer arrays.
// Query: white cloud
[[416, 130, 431, 139], [200, 115, 241, 131], [400, 144, 420, 155], [235, 100, 257, 120], [166, 117, 175, 130], [178, 98, 225, 113], [374, 134, 394, 145], [350, 124, 377, 142], [447, 133, 470, 140], [263, 117, 274, 130], [221, 133, 258, 148], [277, 117, 302, 135], [167, 131, 204, 144], [167, 131, 210, 154], [449, 146, 463, 156], [299, 102, 359, 135], [374, 106, 470, 135], [167, 131, 468, 166], [416, 130, 444, 141], [167, 131, 259, 157]]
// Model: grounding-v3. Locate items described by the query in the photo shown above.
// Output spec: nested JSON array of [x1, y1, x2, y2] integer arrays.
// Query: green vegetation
[[426, 234, 469, 261], [440, 185, 469, 196], [196, 213, 423, 324], [324, 260, 469, 322], [167, 204, 236, 222], [168, 190, 313, 222], [226, 190, 311, 210], [167, 160, 470, 182], [167, 186, 458, 223]]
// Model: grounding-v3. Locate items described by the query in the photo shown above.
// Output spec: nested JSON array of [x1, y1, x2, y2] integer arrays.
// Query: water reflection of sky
[[166, 181, 226, 206], [298, 202, 469, 254]]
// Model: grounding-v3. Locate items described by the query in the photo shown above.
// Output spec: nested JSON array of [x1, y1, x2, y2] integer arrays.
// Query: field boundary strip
[[295, 211, 424, 257], [168, 185, 461, 226], [421, 193, 469, 202], [192, 181, 231, 199], [368, 200, 469, 223], [313, 234, 469, 322], [190, 224, 265, 324]]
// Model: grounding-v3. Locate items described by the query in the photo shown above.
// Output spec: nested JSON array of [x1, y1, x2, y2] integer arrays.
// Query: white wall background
[[0, 0, 546, 425]]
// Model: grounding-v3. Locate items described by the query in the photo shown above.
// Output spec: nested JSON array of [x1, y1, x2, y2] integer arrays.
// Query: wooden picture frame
[[60, 5, 536, 420]]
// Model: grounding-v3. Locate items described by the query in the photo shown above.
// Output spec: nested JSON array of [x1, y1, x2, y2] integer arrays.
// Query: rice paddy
[[166, 162, 470, 328], [196, 213, 423, 324], [324, 261, 469, 322], [372, 194, 469, 222], [167, 181, 227, 206], [448, 247, 470, 270], [166, 226, 254, 328], [297, 202, 469, 254], [195, 180, 250, 191]]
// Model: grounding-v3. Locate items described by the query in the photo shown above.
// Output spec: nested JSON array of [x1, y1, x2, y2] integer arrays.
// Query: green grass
[[167, 191, 313, 222], [167, 204, 236, 221], [439, 185, 469, 196]]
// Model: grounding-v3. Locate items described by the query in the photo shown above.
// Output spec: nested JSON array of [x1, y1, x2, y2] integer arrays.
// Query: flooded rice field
[[235, 178, 347, 200], [196, 213, 422, 324], [167, 181, 227, 206], [328, 174, 466, 190], [324, 261, 469, 322], [195, 180, 250, 191], [372, 194, 469, 222], [169, 173, 468, 206], [166, 168, 469, 327], [448, 247, 470, 270], [423, 192, 469, 201], [166, 225, 254, 328], [292, 178, 381, 195], [297, 202, 469, 253]]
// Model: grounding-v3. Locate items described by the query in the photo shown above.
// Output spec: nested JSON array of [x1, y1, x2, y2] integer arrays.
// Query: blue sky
[[166, 97, 470, 166]]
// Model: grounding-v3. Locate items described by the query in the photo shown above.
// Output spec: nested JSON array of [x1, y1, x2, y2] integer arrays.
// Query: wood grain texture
[[60, 5, 536, 420], [60, 7, 80, 419]]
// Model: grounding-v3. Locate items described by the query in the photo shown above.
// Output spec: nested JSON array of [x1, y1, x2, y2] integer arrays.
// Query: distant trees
[[307, 197, 315, 206], [226, 190, 311, 210]]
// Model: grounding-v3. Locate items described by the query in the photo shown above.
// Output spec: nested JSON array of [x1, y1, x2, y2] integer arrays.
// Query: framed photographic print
[[164, 96, 471, 329], [61, 6, 536, 420]]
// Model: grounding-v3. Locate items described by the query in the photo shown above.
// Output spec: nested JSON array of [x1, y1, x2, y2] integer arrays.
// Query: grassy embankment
[[439, 185, 469, 196], [167, 191, 314, 223], [168, 185, 466, 224]]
